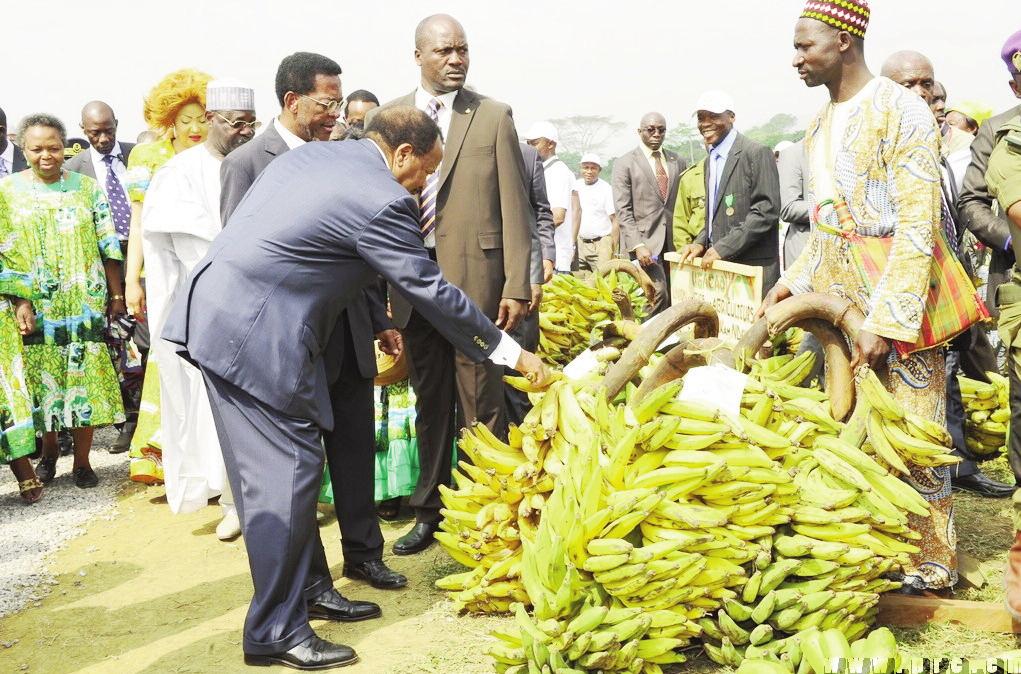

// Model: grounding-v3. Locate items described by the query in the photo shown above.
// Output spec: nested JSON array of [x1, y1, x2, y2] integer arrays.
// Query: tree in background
[[664, 122, 707, 165], [742, 113, 805, 149], [549, 115, 626, 179]]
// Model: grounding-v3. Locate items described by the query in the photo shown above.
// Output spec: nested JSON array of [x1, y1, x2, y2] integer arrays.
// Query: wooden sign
[[665, 253, 764, 347]]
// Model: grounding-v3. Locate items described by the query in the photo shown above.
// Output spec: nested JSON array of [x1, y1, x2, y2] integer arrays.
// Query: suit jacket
[[958, 104, 1021, 316], [6, 144, 27, 172], [519, 142, 554, 284], [219, 121, 390, 380], [612, 146, 686, 256], [367, 89, 533, 328], [164, 139, 501, 430], [694, 132, 781, 290], [64, 142, 136, 180]]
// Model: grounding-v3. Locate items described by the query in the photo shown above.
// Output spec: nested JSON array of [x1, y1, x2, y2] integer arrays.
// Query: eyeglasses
[[641, 126, 667, 134], [215, 113, 262, 131], [298, 93, 342, 113]]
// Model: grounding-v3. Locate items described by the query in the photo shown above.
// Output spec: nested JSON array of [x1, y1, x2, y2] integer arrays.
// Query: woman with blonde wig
[[123, 69, 211, 485]]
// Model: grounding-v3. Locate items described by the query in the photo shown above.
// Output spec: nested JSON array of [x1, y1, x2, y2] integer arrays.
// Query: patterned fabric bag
[[814, 199, 989, 357]]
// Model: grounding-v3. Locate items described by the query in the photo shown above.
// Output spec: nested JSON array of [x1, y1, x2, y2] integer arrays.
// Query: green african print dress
[[0, 171, 125, 432], [0, 189, 41, 463], [124, 139, 175, 483]]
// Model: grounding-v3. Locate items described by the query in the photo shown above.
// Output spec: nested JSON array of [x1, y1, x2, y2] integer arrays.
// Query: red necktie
[[652, 150, 668, 201]]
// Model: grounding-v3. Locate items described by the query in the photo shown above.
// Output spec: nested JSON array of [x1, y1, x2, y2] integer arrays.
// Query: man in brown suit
[[612, 112, 686, 314], [365, 13, 533, 555]]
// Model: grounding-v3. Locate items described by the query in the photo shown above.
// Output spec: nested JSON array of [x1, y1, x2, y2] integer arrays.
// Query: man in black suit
[[164, 106, 548, 669], [0, 107, 27, 177], [221, 52, 407, 592], [65, 101, 141, 453], [679, 90, 782, 294]]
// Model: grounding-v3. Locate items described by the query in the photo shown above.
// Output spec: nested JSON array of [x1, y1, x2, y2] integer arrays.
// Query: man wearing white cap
[[574, 153, 618, 270], [140, 79, 258, 530], [679, 90, 781, 292], [525, 120, 579, 273]]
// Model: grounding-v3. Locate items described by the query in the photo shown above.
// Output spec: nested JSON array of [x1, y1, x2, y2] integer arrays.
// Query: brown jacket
[[367, 88, 532, 327]]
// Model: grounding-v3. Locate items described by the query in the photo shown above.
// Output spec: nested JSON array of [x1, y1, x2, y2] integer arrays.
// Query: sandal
[[18, 477, 43, 504]]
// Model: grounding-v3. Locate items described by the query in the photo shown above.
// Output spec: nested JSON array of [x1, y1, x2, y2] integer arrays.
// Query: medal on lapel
[[725, 194, 735, 217]]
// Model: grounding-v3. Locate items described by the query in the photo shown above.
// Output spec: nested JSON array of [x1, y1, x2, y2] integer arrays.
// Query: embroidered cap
[[206, 78, 255, 112], [1001, 29, 1021, 76], [800, 0, 870, 39]]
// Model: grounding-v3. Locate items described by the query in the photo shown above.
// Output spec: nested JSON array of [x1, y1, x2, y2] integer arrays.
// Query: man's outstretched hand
[[514, 350, 550, 387], [755, 284, 792, 319]]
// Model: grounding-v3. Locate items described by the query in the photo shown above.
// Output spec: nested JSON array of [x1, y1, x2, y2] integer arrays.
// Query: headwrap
[[800, 0, 870, 39], [1002, 29, 1021, 76], [206, 79, 255, 112]]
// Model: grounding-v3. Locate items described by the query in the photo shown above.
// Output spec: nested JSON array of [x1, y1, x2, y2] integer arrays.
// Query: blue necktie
[[707, 152, 723, 243], [103, 154, 131, 239]]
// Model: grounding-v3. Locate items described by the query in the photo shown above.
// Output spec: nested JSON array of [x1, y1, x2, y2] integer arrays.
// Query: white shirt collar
[[274, 117, 307, 150], [1, 143, 13, 166], [90, 141, 125, 165], [414, 88, 458, 111], [366, 139, 389, 166]]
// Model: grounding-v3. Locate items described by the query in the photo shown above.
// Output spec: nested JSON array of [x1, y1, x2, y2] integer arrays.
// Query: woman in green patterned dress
[[2, 114, 126, 488], [0, 193, 44, 503]]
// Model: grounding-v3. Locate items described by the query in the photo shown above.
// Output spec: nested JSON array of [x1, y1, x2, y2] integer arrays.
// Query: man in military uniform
[[672, 160, 706, 251], [987, 40, 1021, 619]]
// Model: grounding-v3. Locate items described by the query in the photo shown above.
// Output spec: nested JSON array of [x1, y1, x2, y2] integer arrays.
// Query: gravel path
[[0, 429, 127, 619]]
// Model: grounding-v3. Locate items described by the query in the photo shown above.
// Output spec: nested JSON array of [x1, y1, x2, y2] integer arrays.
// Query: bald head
[[80, 100, 119, 155], [638, 112, 667, 151], [881, 50, 936, 104], [415, 14, 469, 95]]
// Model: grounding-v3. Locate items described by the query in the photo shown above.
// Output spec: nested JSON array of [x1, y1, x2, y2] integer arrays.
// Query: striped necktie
[[419, 97, 442, 238]]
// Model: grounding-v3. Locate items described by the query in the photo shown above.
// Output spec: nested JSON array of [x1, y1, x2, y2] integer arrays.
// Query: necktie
[[419, 98, 442, 238], [0, 157, 7, 178], [652, 150, 668, 201], [103, 154, 132, 239], [707, 151, 723, 243]]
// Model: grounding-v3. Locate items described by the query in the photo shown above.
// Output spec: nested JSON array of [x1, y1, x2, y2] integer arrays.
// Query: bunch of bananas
[[858, 368, 961, 472], [959, 373, 1010, 459], [771, 327, 805, 358], [736, 627, 900, 674], [538, 270, 648, 366]]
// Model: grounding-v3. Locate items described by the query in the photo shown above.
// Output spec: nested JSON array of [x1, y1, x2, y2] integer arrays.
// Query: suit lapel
[[438, 89, 479, 193], [633, 147, 659, 199], [712, 134, 743, 216], [263, 124, 289, 158]]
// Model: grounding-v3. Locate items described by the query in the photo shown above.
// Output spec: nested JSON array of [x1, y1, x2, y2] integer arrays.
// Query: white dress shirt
[[0, 143, 14, 176], [274, 117, 307, 150], [367, 138, 521, 368], [90, 142, 129, 195]]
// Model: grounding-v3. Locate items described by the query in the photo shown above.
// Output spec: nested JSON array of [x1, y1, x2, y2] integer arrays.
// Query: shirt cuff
[[488, 331, 522, 368]]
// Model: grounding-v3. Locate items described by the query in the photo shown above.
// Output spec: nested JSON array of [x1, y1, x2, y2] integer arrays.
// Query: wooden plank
[[877, 594, 1021, 633]]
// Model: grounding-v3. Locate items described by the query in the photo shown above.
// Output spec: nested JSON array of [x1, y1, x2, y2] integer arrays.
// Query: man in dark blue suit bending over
[[162, 106, 549, 670]]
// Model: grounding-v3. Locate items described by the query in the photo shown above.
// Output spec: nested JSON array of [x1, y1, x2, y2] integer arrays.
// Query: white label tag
[[564, 348, 600, 381], [678, 365, 747, 418]]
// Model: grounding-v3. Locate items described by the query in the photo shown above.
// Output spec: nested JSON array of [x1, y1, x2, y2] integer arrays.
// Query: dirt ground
[[0, 480, 512, 674], [2, 461, 1021, 673]]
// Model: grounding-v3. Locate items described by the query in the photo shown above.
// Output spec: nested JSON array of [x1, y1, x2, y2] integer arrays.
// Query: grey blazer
[[64, 142, 136, 180], [694, 132, 781, 291], [219, 122, 391, 380], [165, 139, 501, 429], [958, 104, 1021, 316], [777, 141, 810, 270], [612, 146, 686, 256], [519, 142, 555, 284]]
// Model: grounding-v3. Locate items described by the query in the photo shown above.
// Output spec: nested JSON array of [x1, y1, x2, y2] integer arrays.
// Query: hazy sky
[[3, 0, 1019, 156]]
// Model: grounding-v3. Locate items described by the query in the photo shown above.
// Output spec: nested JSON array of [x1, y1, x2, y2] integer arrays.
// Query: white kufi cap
[[206, 78, 255, 112]]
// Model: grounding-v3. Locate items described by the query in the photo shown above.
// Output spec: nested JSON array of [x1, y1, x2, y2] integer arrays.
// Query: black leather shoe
[[343, 559, 408, 589], [307, 588, 381, 622], [244, 635, 358, 670], [110, 421, 135, 454], [35, 456, 57, 484], [393, 522, 438, 556], [952, 472, 1015, 498], [73, 466, 99, 488]]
